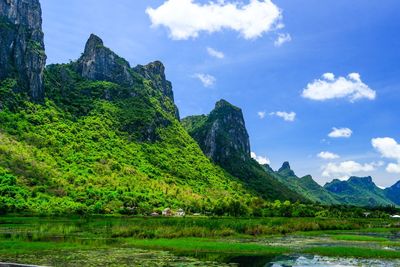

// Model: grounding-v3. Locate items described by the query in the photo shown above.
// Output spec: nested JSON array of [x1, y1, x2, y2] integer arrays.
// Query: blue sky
[[40, 0, 400, 187]]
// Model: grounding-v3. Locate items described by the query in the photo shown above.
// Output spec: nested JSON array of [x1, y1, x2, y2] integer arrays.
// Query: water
[[1, 217, 399, 266]]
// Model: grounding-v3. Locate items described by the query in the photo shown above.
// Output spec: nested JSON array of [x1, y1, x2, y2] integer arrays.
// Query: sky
[[40, 0, 400, 187]]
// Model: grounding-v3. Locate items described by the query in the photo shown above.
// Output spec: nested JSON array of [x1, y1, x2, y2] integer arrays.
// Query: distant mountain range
[[0, 0, 398, 214], [262, 161, 399, 207]]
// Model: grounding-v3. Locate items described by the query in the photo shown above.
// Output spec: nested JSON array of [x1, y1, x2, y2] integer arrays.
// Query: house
[[175, 208, 185, 217], [162, 208, 172, 216], [390, 215, 400, 219], [363, 212, 371, 217]]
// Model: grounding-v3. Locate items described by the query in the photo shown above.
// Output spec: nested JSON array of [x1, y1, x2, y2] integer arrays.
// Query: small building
[[150, 212, 159, 217], [175, 208, 185, 217], [162, 208, 172, 216], [390, 215, 400, 219]]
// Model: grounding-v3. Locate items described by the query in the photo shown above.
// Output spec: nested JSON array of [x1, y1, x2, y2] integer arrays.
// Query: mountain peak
[[76, 34, 135, 86], [279, 161, 291, 171], [277, 161, 297, 177], [214, 99, 241, 111], [84, 34, 104, 54], [348, 176, 374, 185]]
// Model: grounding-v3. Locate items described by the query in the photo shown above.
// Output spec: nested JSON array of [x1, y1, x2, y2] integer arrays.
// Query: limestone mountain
[[277, 162, 296, 177], [0, 0, 46, 104], [0, 0, 275, 214], [384, 181, 400, 205], [324, 176, 395, 206], [181, 100, 307, 202]]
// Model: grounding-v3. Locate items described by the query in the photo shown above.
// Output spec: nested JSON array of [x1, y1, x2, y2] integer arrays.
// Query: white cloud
[[318, 151, 340, 160], [322, 73, 335, 81], [328, 127, 352, 138], [274, 33, 291, 47], [372, 137, 400, 174], [269, 111, 296, 122], [193, 73, 216, 87], [146, 0, 283, 40], [207, 47, 224, 59], [257, 111, 266, 119], [322, 161, 377, 179], [251, 152, 270, 165], [302, 73, 376, 102]]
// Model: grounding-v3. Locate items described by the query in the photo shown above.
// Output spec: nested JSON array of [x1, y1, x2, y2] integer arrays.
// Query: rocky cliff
[[76, 34, 137, 87], [181, 100, 307, 202], [75, 34, 179, 119], [182, 99, 250, 165], [0, 0, 46, 102]]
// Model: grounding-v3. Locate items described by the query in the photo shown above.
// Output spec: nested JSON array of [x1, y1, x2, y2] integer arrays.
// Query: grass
[[304, 246, 400, 259], [0, 240, 90, 254], [331, 235, 389, 242], [125, 237, 290, 255]]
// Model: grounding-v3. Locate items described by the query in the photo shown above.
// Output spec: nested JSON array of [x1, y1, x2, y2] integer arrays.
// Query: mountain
[[181, 100, 307, 202], [324, 177, 395, 206], [0, 0, 46, 103], [385, 181, 400, 205], [265, 162, 339, 204], [0, 1, 272, 215]]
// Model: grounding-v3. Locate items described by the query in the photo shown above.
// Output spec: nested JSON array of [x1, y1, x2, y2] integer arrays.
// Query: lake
[[1, 216, 399, 266]]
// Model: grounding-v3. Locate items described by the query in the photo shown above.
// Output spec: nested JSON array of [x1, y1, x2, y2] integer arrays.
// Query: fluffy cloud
[[328, 127, 352, 138], [372, 137, 400, 173], [274, 33, 291, 47], [146, 0, 283, 40], [322, 161, 377, 179], [318, 151, 340, 160], [251, 152, 270, 165], [257, 111, 266, 119], [302, 73, 376, 102], [269, 111, 296, 122], [207, 47, 224, 59], [193, 73, 216, 87]]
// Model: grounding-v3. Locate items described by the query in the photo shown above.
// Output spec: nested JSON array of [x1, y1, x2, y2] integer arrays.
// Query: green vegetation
[[331, 235, 389, 242], [325, 177, 394, 206], [181, 102, 307, 203], [1, 216, 400, 265], [125, 238, 289, 254], [267, 163, 340, 205]]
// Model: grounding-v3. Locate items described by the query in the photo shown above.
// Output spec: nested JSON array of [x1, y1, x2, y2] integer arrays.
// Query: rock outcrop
[[0, 0, 46, 102], [181, 99, 307, 202], [75, 34, 179, 119], [183, 99, 250, 165], [76, 34, 136, 87], [134, 61, 179, 119]]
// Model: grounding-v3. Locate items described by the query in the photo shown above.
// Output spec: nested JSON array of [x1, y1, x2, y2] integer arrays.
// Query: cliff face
[[76, 34, 136, 87], [0, 0, 46, 102], [134, 61, 179, 119], [75, 34, 179, 119], [182, 100, 307, 202], [184, 99, 250, 165]]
